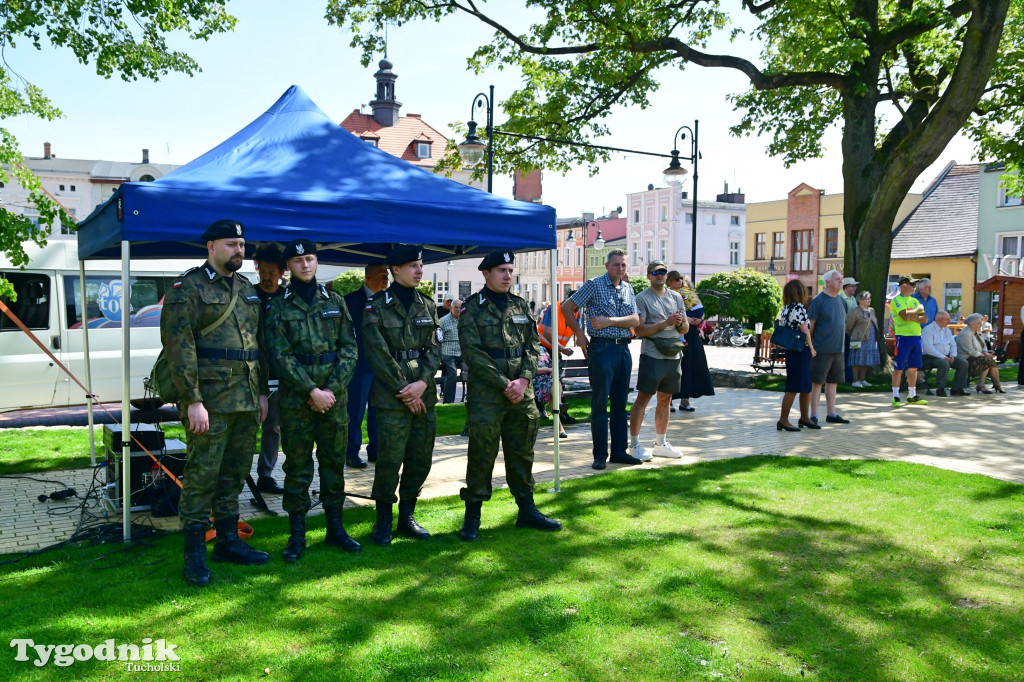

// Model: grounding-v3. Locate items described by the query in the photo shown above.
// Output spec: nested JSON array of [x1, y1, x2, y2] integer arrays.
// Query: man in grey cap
[[628, 260, 689, 460], [839, 277, 859, 313], [839, 276, 859, 384], [161, 219, 269, 586]]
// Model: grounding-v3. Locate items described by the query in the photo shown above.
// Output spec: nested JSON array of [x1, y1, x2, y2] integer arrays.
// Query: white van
[[0, 239, 255, 412]]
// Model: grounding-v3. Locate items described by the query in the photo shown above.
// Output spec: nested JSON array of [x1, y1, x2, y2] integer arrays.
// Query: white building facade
[[625, 182, 746, 282], [1, 143, 176, 239]]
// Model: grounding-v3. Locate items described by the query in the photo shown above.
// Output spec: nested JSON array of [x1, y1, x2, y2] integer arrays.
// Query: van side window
[[0, 273, 51, 331], [63, 275, 171, 328]]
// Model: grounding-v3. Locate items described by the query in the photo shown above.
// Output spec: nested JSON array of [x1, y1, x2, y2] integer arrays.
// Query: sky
[[4, 1, 979, 218]]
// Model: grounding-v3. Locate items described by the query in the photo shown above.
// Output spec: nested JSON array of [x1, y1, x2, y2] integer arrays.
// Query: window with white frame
[[685, 213, 693, 223], [998, 187, 1023, 207], [633, 209, 640, 223], [660, 205, 668, 221], [576, 247, 582, 267], [998, 233, 1024, 257], [645, 241, 653, 264], [729, 241, 739, 266], [730, 215, 740, 226], [434, 281, 449, 304], [564, 247, 570, 267], [630, 242, 639, 266], [415, 142, 432, 159], [659, 239, 667, 260], [705, 213, 716, 225]]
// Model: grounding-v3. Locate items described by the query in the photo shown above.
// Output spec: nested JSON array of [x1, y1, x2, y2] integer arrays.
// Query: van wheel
[[130, 398, 165, 412]]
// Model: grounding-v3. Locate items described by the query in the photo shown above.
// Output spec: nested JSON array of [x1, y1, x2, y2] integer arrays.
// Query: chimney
[[43, 142, 52, 159], [512, 169, 543, 203], [716, 182, 746, 204], [142, 148, 149, 164]]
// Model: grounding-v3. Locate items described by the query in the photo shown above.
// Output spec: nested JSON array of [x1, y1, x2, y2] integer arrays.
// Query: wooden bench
[[750, 332, 786, 373]]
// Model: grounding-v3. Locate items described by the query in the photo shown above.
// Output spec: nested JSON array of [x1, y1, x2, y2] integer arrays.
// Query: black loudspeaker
[[102, 423, 165, 454], [105, 437, 186, 512]]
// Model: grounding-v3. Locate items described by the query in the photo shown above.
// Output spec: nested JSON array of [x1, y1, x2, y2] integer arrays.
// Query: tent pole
[[120, 241, 132, 542], [549, 245, 561, 493], [79, 260, 97, 467]]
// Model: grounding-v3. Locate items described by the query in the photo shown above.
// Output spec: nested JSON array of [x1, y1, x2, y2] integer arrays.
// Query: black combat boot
[[371, 502, 393, 546], [281, 512, 306, 563], [324, 506, 361, 552], [459, 501, 482, 542], [515, 495, 563, 532], [182, 523, 211, 587], [210, 515, 270, 565], [396, 499, 431, 540]]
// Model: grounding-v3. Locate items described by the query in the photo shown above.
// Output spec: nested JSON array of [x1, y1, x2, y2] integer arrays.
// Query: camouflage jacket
[[159, 262, 267, 411], [262, 282, 357, 410], [362, 284, 441, 410], [459, 289, 540, 404]]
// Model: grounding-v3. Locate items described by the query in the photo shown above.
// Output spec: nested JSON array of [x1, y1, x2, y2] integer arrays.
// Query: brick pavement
[[2, 386, 1022, 554]]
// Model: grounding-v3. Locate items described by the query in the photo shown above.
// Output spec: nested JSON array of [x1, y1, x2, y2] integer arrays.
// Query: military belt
[[195, 347, 259, 361], [485, 347, 524, 359], [295, 351, 339, 365], [392, 349, 428, 361]]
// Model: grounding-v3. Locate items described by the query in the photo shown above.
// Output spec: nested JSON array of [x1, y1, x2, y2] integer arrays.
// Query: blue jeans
[[345, 368, 378, 460], [588, 339, 632, 463]]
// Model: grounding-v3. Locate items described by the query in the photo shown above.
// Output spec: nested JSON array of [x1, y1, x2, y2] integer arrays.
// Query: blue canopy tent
[[74, 86, 564, 541], [76, 85, 555, 263]]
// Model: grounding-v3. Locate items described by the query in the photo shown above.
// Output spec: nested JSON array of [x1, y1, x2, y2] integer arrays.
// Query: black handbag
[[771, 325, 806, 352]]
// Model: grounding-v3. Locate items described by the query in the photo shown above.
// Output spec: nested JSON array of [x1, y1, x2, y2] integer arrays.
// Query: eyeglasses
[[651, 270, 668, 276]]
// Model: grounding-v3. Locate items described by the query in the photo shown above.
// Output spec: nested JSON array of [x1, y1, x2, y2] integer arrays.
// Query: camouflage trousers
[[461, 398, 539, 503], [280, 403, 348, 514], [178, 409, 260, 526], [370, 407, 435, 504]]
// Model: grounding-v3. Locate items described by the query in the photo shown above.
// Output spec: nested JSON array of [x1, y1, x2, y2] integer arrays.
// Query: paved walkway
[[2, 385, 1022, 554]]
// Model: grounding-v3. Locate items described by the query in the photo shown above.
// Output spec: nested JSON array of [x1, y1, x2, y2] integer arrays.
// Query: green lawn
[[1, 458, 1021, 680], [752, 362, 1019, 392], [0, 398, 595, 476]]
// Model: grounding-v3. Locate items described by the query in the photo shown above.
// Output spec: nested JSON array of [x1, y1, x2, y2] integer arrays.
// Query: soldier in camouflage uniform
[[263, 239, 361, 562], [160, 219, 270, 587], [363, 244, 441, 545], [458, 250, 562, 541]]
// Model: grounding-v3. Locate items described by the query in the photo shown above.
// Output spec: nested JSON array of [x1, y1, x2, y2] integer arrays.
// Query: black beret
[[385, 244, 423, 266], [254, 244, 284, 266], [478, 249, 515, 271], [201, 219, 244, 241], [282, 239, 317, 262]]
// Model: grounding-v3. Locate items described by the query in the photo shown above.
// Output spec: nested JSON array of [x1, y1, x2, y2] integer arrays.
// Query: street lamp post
[[566, 219, 605, 285], [457, 86, 495, 193], [663, 121, 700, 284]]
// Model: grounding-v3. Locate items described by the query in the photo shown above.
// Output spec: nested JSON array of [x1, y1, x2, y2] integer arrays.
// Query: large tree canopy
[[0, 0, 236, 297], [328, 0, 1021, 354]]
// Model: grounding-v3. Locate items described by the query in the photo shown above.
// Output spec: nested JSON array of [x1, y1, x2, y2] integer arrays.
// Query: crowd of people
[[775, 272, 1013, 431], [159, 220, 1016, 587]]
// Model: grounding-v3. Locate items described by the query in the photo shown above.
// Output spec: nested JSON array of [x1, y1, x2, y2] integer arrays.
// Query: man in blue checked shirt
[[562, 249, 641, 470]]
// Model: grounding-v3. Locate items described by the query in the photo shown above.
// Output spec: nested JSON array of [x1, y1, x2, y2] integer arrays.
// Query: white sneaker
[[628, 443, 652, 462], [652, 441, 683, 458]]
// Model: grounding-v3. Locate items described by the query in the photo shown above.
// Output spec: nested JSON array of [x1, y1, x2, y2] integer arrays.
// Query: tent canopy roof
[[76, 86, 556, 265]]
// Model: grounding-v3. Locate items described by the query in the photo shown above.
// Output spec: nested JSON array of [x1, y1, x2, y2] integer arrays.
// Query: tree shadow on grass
[[1, 457, 1022, 680]]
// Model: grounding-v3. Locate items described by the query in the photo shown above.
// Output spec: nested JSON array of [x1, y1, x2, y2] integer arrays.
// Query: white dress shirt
[[922, 323, 956, 359]]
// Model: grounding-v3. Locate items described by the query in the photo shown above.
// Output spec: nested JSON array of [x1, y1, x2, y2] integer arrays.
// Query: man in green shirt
[[890, 276, 929, 408]]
